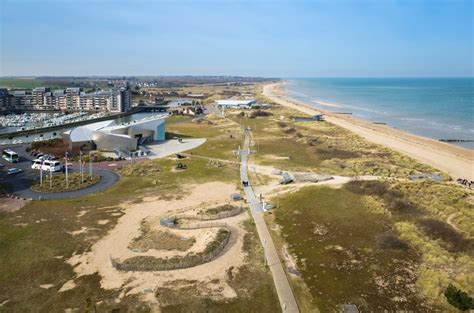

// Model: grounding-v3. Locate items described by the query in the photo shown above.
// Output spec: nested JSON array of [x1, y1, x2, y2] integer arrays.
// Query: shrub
[[444, 284, 474, 311], [314, 147, 359, 160], [249, 110, 272, 118], [417, 219, 471, 253], [282, 127, 296, 134], [344, 180, 388, 196], [306, 138, 319, 146], [277, 121, 287, 128], [376, 232, 410, 250]]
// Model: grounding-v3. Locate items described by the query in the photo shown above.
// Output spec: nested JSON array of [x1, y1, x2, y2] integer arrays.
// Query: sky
[[0, 0, 472, 77]]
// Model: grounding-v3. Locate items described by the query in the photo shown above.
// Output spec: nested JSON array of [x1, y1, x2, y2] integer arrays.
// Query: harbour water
[[284, 78, 474, 149]]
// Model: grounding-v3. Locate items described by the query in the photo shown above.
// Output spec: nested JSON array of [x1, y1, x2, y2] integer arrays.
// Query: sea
[[284, 78, 474, 150]]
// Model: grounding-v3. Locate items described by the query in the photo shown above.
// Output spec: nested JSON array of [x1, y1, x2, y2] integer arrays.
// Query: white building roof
[[215, 99, 256, 106], [65, 120, 115, 142], [65, 113, 169, 142]]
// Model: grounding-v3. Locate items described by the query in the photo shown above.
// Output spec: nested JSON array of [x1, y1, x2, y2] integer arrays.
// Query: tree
[[445, 284, 474, 311]]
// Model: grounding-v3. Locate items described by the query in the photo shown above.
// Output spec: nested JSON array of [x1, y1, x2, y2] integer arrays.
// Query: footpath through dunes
[[263, 83, 474, 181], [240, 129, 300, 313]]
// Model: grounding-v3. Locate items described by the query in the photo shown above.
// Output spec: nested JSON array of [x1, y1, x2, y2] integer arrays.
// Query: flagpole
[[65, 151, 69, 189], [80, 151, 84, 184], [40, 159, 43, 186], [89, 152, 93, 180]]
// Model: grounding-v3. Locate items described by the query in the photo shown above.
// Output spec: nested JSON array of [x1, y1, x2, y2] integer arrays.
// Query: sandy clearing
[[0, 197, 30, 212], [77, 210, 88, 218], [58, 280, 76, 292], [69, 227, 88, 236], [67, 181, 245, 306], [263, 83, 474, 180], [97, 220, 109, 225], [0, 300, 10, 307]]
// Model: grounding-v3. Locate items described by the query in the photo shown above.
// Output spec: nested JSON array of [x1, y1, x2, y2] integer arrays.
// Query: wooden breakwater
[[0, 107, 144, 140], [439, 139, 474, 143]]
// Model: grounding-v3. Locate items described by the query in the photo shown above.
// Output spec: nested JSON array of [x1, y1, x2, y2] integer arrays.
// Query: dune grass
[[227, 106, 448, 179], [273, 185, 425, 312]]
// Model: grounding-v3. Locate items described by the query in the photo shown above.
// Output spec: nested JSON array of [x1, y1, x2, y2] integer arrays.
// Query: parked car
[[0, 163, 5, 168], [7, 168, 23, 175]]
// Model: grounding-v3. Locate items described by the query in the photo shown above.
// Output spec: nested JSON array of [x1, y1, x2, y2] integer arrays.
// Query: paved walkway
[[8, 167, 119, 200], [146, 138, 206, 159], [240, 129, 299, 313]]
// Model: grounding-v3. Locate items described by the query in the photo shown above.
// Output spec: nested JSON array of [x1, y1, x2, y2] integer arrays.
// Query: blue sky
[[0, 0, 472, 77]]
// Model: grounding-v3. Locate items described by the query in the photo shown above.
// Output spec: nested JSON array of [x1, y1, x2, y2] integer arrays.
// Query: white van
[[31, 159, 63, 172]]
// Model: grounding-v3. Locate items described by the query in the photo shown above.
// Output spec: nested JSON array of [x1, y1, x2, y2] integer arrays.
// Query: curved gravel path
[[9, 167, 120, 200]]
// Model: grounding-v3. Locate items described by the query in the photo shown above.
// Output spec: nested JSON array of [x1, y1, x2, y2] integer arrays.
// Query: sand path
[[263, 83, 474, 180]]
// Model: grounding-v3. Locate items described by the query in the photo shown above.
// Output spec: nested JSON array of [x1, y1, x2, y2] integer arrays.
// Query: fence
[[168, 221, 228, 230], [110, 226, 230, 272], [174, 206, 244, 222]]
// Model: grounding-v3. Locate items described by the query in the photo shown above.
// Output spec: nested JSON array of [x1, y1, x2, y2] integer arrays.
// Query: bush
[[417, 219, 471, 253], [282, 127, 296, 134], [344, 180, 388, 196], [315, 147, 360, 160], [444, 284, 474, 311], [376, 232, 410, 250], [277, 121, 287, 128], [345, 181, 421, 215], [249, 110, 272, 118]]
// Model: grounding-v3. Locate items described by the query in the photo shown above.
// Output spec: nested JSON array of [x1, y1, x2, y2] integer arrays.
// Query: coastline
[[263, 82, 474, 181]]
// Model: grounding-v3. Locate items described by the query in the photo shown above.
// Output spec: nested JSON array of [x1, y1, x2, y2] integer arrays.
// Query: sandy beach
[[263, 82, 474, 181]]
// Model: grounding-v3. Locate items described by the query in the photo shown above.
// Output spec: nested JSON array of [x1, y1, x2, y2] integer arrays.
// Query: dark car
[[7, 168, 23, 175]]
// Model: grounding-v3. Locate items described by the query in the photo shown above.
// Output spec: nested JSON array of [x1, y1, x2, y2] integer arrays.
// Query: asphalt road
[[240, 129, 299, 313], [0, 143, 119, 200]]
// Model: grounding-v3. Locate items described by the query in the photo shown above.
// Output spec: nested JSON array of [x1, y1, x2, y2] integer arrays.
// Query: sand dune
[[263, 82, 474, 181]]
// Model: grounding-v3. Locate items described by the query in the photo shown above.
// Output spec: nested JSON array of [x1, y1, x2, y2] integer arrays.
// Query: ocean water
[[284, 78, 474, 149]]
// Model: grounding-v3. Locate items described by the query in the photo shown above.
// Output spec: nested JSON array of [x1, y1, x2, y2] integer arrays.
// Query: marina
[[0, 111, 157, 146], [0, 111, 107, 132]]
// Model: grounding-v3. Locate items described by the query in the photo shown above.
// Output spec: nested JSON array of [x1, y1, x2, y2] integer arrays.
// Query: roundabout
[[8, 167, 120, 200]]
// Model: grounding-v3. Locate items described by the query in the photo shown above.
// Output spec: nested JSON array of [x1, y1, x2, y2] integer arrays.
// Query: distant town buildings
[[0, 86, 131, 113]]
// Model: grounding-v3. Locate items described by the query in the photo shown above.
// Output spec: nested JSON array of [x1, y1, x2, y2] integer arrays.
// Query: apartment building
[[0, 86, 131, 113]]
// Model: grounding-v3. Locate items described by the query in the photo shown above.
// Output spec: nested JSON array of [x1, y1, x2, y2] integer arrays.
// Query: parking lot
[[0, 144, 41, 194], [0, 144, 119, 200]]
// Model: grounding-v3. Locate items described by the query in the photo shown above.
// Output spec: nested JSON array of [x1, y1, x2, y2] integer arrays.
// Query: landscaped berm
[[30, 173, 100, 193]]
